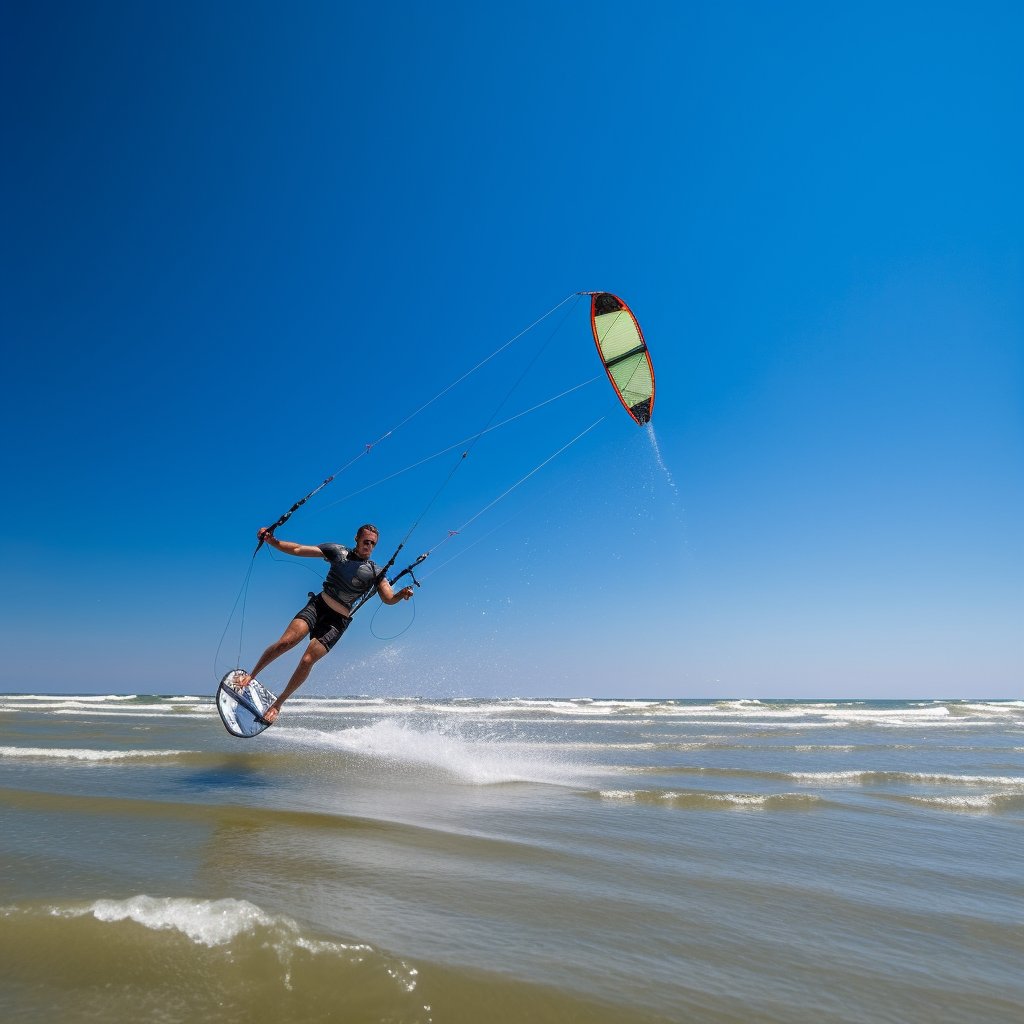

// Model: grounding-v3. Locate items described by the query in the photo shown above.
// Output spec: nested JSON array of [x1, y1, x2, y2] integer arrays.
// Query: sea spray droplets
[[276, 718, 593, 787], [645, 422, 679, 498]]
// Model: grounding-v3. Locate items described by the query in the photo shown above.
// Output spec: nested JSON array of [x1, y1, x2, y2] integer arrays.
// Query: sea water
[[1, 694, 1022, 1023]]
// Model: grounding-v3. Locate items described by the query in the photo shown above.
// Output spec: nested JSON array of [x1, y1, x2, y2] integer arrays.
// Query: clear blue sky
[[2, 1, 1021, 697]]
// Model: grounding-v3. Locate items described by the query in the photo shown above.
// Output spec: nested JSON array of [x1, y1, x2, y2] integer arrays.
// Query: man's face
[[355, 530, 378, 557]]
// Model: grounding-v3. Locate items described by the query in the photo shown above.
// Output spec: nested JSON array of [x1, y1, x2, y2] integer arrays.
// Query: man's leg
[[247, 618, 310, 680], [264, 638, 329, 723]]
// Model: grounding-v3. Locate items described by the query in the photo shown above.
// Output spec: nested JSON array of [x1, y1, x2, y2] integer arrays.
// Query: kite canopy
[[590, 293, 655, 425]]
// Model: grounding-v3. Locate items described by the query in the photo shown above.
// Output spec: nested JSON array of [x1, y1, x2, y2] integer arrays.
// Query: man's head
[[354, 524, 379, 558]]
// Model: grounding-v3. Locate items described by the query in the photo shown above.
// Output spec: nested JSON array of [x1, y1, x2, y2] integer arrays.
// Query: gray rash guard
[[319, 543, 381, 609]]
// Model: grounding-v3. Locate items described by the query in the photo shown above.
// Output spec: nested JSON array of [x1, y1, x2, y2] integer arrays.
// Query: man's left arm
[[378, 578, 414, 606]]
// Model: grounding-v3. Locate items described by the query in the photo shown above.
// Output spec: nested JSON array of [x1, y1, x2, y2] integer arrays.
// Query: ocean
[[1, 694, 1022, 1023]]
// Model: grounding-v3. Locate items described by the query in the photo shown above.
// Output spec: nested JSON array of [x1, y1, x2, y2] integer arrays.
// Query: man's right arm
[[257, 528, 324, 558]]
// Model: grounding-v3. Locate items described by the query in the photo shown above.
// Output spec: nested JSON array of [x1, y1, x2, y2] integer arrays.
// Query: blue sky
[[2, 1, 1021, 697]]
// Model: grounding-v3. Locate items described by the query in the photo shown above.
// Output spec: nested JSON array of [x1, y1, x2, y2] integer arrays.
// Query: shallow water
[[2, 694, 1023, 1022]]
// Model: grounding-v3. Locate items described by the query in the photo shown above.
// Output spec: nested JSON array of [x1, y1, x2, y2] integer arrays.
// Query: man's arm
[[257, 528, 324, 558], [377, 578, 414, 605]]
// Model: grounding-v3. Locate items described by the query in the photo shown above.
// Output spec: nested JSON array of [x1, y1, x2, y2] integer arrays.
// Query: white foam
[[5, 695, 1021, 734], [68, 896, 274, 945], [791, 771, 871, 783], [703, 793, 775, 807], [0, 694, 139, 702], [791, 770, 1024, 787], [294, 698, 388, 713], [596, 788, 818, 809], [0, 746, 189, 762], [0, 698, 210, 719], [48, 709, 211, 720], [953, 701, 1024, 711], [286, 697, 673, 718], [792, 745, 857, 752], [49, 895, 372, 956], [907, 794, 1002, 811], [23, 896, 427, 996]]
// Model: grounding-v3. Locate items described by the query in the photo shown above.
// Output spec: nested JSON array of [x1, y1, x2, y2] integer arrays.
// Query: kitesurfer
[[240, 524, 413, 722]]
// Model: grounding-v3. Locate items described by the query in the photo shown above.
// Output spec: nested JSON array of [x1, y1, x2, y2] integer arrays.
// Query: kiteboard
[[216, 669, 277, 738]]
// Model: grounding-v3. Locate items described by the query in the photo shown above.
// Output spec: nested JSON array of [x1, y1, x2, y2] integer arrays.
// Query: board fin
[[216, 669, 277, 738]]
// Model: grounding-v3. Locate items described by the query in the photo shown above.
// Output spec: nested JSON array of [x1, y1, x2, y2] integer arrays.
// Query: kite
[[589, 292, 655, 425]]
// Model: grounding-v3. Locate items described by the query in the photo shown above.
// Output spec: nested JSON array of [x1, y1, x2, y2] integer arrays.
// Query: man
[[241, 523, 413, 723]]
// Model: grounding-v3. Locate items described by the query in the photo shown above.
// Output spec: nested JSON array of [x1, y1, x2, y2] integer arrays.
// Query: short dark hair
[[356, 523, 379, 540]]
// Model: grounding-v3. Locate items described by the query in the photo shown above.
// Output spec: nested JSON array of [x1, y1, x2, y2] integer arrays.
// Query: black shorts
[[294, 592, 352, 652]]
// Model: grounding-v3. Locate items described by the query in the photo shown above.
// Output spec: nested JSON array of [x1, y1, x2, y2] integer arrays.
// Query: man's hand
[[397, 587, 414, 601]]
